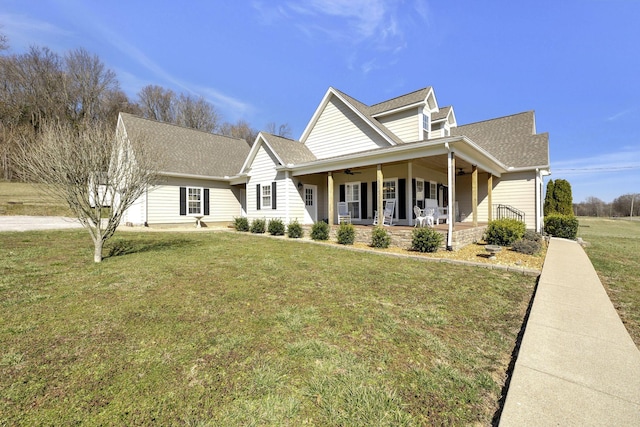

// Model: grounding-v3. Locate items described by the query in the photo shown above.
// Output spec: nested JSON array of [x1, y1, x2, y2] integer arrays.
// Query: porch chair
[[373, 199, 396, 226], [337, 201, 351, 224], [424, 199, 448, 224], [413, 205, 434, 227]]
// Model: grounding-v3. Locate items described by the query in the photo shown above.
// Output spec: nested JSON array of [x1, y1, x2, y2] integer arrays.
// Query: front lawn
[[578, 217, 640, 346], [0, 230, 536, 425]]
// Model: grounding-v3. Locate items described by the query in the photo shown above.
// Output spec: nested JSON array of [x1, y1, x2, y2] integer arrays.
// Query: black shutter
[[339, 184, 345, 202], [371, 181, 377, 213], [360, 182, 367, 219], [426, 182, 430, 199], [399, 179, 406, 220], [204, 188, 210, 215], [256, 184, 261, 210], [179, 187, 187, 216], [271, 182, 277, 209]]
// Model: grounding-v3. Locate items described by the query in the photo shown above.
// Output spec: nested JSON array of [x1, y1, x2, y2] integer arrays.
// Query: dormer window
[[422, 110, 431, 139]]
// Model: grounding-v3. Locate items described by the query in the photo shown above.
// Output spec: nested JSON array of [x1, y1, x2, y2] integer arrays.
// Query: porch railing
[[493, 204, 525, 223]]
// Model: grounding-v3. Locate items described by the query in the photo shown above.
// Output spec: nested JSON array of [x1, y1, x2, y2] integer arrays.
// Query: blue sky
[[2, 0, 639, 203]]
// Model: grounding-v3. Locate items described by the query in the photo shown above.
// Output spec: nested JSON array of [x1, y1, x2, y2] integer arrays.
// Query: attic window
[[422, 112, 431, 138]]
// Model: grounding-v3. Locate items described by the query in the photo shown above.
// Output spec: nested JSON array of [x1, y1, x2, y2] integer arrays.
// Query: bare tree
[[137, 84, 176, 123], [175, 93, 220, 132], [265, 122, 292, 138], [220, 119, 258, 144], [64, 48, 119, 124], [17, 120, 160, 262]]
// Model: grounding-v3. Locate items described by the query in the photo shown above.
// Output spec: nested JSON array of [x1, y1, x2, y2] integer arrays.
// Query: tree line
[[574, 194, 640, 218], [0, 35, 290, 180]]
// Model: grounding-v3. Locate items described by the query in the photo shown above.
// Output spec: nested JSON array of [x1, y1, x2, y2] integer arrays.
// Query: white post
[[447, 151, 454, 250]]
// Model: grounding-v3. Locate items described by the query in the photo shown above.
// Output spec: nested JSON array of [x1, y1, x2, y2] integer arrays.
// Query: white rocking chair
[[373, 200, 396, 226], [337, 201, 351, 224]]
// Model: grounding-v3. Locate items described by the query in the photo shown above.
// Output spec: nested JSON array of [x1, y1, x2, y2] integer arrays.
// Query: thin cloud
[[605, 108, 635, 122], [553, 147, 640, 175], [89, 20, 253, 118], [0, 13, 73, 51], [254, 0, 425, 51]]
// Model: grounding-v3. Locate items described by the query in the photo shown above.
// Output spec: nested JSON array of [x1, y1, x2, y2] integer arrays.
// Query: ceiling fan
[[344, 169, 361, 175], [457, 167, 466, 176]]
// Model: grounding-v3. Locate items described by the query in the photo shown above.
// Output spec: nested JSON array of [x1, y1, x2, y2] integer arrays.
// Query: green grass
[[0, 230, 536, 425], [578, 217, 640, 346], [0, 181, 71, 216]]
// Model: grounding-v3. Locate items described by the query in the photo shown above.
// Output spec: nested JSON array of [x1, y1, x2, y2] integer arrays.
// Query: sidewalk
[[499, 238, 640, 426]]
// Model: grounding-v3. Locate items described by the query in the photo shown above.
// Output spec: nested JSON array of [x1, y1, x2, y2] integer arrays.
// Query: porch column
[[377, 164, 383, 221], [328, 172, 334, 225], [408, 161, 414, 226], [447, 151, 455, 250], [472, 165, 478, 227], [487, 173, 493, 222]]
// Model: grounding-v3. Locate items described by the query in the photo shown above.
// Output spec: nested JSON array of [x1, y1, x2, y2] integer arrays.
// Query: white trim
[[261, 183, 272, 210], [345, 181, 362, 221], [303, 184, 317, 223], [187, 186, 204, 216]]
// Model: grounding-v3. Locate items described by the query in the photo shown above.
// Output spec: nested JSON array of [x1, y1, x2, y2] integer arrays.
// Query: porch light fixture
[[297, 181, 303, 189]]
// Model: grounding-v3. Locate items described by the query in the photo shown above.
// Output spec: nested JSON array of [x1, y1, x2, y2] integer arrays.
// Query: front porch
[[311, 222, 488, 251]]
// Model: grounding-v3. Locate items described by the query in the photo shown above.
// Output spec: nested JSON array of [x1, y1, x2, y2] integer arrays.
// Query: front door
[[303, 184, 317, 223]]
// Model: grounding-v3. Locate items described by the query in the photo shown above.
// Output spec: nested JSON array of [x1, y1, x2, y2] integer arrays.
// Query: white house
[[117, 85, 550, 241]]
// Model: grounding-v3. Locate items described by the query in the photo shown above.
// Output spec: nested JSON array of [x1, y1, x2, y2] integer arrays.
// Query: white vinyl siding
[[246, 143, 307, 223], [492, 172, 537, 229], [144, 177, 241, 225], [305, 97, 392, 159], [377, 108, 420, 142]]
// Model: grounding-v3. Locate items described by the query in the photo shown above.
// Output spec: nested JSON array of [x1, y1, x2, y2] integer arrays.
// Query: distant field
[[578, 217, 640, 346], [0, 181, 71, 216]]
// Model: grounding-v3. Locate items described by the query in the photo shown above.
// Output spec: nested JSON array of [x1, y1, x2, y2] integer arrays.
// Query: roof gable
[[299, 87, 404, 148], [241, 132, 316, 173], [451, 111, 549, 168], [119, 113, 250, 178]]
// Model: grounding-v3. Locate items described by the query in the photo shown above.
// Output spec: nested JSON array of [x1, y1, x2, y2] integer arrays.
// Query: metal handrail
[[494, 204, 525, 222]]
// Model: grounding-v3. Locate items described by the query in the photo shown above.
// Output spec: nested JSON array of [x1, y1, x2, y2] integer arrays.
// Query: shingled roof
[[369, 86, 432, 116], [260, 133, 316, 165], [119, 113, 250, 177], [451, 111, 549, 168]]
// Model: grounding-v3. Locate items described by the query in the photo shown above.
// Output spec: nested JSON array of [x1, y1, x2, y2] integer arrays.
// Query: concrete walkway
[[499, 238, 640, 426], [0, 216, 82, 232]]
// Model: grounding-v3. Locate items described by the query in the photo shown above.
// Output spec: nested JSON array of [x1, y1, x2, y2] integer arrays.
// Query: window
[[188, 187, 202, 214], [429, 182, 437, 200], [262, 184, 271, 209], [422, 110, 431, 139], [415, 179, 425, 209], [305, 188, 313, 206], [383, 180, 396, 202], [345, 182, 360, 219]]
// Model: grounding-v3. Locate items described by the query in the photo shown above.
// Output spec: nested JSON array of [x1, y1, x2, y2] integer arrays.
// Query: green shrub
[[512, 238, 541, 255], [310, 221, 330, 241], [484, 218, 526, 246], [523, 229, 542, 243], [267, 218, 285, 236], [411, 227, 444, 253], [250, 218, 266, 234], [336, 223, 356, 245], [233, 216, 249, 232], [287, 220, 304, 239], [544, 214, 579, 239], [370, 226, 391, 248]]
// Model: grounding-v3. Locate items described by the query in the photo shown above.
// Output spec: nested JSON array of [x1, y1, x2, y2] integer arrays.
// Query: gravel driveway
[[0, 216, 83, 232]]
